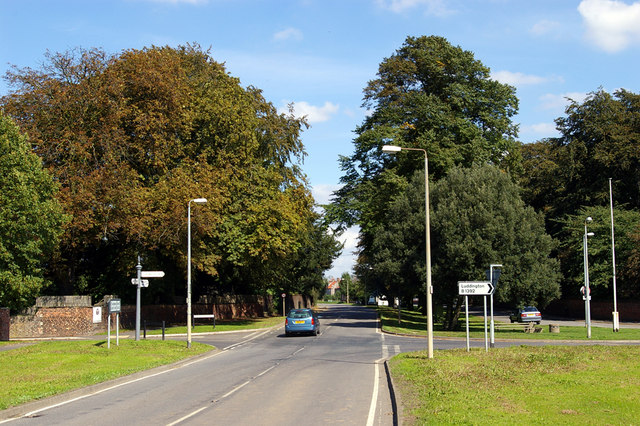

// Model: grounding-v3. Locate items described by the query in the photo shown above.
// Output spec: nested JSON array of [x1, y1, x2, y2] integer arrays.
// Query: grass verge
[[0, 339, 212, 410], [379, 307, 640, 340], [143, 315, 284, 335], [389, 345, 640, 424]]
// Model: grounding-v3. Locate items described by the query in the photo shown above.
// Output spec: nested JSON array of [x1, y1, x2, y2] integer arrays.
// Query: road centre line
[[169, 347, 304, 425]]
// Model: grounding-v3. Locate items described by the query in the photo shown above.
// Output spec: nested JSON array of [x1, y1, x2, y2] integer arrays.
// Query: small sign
[[131, 278, 150, 287], [141, 271, 165, 278], [281, 293, 286, 298], [93, 307, 102, 323], [458, 281, 494, 296], [108, 299, 121, 313]]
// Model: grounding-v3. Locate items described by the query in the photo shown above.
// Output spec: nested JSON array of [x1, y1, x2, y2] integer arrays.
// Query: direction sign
[[141, 271, 165, 278], [458, 281, 494, 296], [131, 278, 150, 287]]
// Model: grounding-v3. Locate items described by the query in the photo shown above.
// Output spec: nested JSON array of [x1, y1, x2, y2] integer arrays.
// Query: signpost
[[132, 256, 164, 341], [458, 281, 495, 352], [107, 298, 121, 349], [458, 281, 494, 295], [487, 264, 503, 348]]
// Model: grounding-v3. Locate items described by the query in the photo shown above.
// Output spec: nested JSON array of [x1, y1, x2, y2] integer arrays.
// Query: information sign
[[458, 281, 494, 296]]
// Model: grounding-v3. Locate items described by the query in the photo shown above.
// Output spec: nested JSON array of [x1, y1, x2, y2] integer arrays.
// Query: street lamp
[[382, 144, 433, 359], [187, 197, 208, 348], [583, 216, 594, 339]]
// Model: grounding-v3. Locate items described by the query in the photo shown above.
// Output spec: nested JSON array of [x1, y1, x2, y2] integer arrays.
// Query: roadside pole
[[465, 295, 470, 352], [135, 257, 142, 341], [483, 296, 488, 352], [458, 281, 494, 353], [488, 264, 502, 349]]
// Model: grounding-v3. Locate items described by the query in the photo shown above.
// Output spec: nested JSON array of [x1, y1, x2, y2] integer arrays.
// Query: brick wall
[[10, 306, 107, 339], [545, 299, 640, 322], [0, 308, 9, 341]]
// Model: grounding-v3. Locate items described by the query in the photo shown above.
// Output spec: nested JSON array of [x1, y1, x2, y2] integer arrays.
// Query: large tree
[[431, 164, 561, 328], [520, 89, 640, 297], [329, 35, 523, 318], [2, 45, 320, 302], [0, 112, 68, 311]]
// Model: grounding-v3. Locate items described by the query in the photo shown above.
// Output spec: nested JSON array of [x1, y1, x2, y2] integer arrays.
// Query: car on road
[[510, 306, 542, 324], [285, 308, 320, 336]]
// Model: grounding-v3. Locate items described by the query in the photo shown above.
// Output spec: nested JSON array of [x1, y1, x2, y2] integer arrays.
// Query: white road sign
[[141, 271, 165, 278], [131, 278, 150, 287], [458, 281, 494, 295]]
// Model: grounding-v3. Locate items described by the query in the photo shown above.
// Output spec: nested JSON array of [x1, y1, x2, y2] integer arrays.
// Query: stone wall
[[9, 296, 109, 339]]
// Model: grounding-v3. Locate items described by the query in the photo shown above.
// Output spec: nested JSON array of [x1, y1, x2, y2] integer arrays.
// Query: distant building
[[326, 278, 341, 296]]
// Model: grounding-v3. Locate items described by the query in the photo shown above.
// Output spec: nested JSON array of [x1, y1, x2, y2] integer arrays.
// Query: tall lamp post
[[382, 145, 433, 359], [187, 197, 208, 348], [583, 216, 594, 339]]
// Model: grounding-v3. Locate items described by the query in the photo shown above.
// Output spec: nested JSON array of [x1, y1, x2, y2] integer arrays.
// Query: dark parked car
[[285, 309, 320, 336], [510, 306, 542, 324]]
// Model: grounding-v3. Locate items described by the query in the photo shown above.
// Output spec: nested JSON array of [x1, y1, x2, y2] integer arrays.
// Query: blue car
[[285, 309, 320, 336]]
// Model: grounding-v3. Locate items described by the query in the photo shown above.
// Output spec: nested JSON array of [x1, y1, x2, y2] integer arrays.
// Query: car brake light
[[285, 319, 288, 325], [521, 313, 526, 318], [311, 318, 315, 325]]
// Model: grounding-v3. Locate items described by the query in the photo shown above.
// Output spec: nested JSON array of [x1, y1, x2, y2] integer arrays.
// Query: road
[[2, 305, 397, 425], [3, 304, 639, 425]]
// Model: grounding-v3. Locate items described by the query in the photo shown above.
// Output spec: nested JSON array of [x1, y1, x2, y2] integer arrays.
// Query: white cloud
[[492, 71, 550, 87], [578, 0, 640, 52], [273, 27, 303, 42], [312, 184, 341, 205], [280, 101, 340, 123], [325, 226, 360, 279], [539, 92, 589, 112], [375, 0, 456, 16], [530, 19, 562, 36], [520, 122, 559, 140]]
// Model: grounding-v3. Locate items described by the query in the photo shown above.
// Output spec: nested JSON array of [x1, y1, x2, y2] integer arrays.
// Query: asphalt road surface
[[3, 304, 639, 425], [2, 305, 396, 426]]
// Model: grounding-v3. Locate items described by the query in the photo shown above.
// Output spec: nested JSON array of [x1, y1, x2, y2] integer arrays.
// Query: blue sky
[[2, 0, 640, 277]]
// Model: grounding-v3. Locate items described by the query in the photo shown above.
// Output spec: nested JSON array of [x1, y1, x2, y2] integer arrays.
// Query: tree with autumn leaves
[[2, 44, 340, 305]]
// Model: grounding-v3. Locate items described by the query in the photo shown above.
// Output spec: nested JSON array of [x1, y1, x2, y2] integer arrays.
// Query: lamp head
[[192, 198, 208, 204], [382, 145, 402, 153], [586, 216, 593, 223], [587, 232, 595, 237]]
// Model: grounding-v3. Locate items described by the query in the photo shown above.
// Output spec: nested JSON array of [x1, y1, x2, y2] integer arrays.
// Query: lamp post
[[382, 144, 433, 359], [583, 216, 594, 339], [187, 197, 208, 348], [609, 178, 619, 332]]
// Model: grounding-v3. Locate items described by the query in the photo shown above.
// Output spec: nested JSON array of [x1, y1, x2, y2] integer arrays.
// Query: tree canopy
[[2, 45, 336, 304], [0, 112, 68, 311], [521, 89, 640, 299]]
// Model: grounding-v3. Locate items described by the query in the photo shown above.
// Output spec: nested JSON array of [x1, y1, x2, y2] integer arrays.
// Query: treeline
[[0, 44, 341, 311], [329, 36, 640, 328]]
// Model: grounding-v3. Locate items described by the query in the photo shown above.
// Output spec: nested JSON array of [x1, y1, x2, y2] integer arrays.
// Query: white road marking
[[366, 358, 384, 426], [0, 350, 225, 424]]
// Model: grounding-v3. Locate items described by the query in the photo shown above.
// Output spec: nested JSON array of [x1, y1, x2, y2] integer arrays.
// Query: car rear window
[[288, 311, 311, 319]]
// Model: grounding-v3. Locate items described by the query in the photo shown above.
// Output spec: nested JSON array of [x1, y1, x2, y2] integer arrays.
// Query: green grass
[[379, 307, 640, 340], [143, 315, 284, 335], [389, 345, 640, 424], [0, 339, 213, 410]]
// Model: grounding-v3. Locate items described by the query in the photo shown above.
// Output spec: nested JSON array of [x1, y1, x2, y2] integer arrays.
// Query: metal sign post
[[459, 281, 495, 352], [107, 298, 121, 349], [132, 256, 164, 342], [465, 295, 470, 352], [487, 264, 502, 349]]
